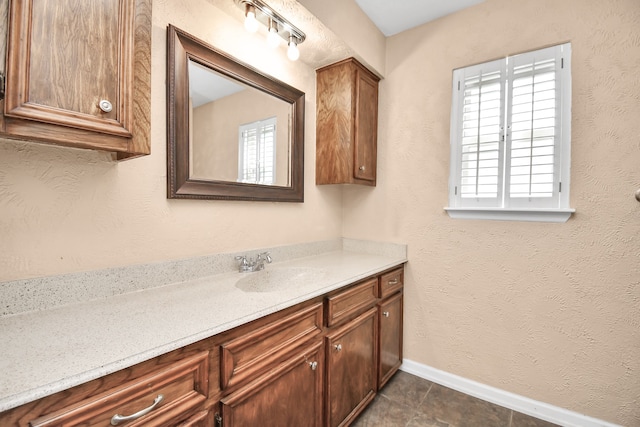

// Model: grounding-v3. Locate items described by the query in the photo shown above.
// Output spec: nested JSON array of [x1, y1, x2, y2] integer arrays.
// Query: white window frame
[[445, 43, 575, 222], [238, 117, 276, 185]]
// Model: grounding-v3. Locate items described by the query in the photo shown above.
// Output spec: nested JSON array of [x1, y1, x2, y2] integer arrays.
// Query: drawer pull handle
[[110, 394, 164, 425], [309, 361, 318, 370], [334, 344, 342, 352], [388, 279, 399, 285], [382, 311, 390, 317]]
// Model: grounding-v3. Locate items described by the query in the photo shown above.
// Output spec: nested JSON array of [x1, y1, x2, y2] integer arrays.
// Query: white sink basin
[[235, 267, 329, 293]]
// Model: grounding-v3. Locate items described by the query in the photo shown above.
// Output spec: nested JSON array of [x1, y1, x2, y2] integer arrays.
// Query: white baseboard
[[400, 359, 621, 427]]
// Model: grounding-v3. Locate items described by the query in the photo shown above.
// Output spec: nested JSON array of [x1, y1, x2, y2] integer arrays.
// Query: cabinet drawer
[[326, 278, 378, 327], [379, 267, 403, 298], [30, 351, 209, 427], [221, 302, 323, 390]]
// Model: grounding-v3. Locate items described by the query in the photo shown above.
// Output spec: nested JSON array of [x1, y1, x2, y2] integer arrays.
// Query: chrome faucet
[[235, 252, 272, 273]]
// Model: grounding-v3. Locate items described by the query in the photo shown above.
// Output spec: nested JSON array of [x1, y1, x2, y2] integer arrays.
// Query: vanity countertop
[[0, 245, 406, 412]]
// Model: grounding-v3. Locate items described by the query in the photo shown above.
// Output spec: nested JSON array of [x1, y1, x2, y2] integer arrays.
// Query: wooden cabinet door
[[325, 307, 377, 427], [316, 58, 379, 186], [220, 341, 323, 427], [2, 0, 151, 157], [378, 292, 403, 389], [353, 69, 377, 183]]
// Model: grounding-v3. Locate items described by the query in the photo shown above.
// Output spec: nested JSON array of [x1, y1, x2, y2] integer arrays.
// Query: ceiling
[[354, 0, 485, 36]]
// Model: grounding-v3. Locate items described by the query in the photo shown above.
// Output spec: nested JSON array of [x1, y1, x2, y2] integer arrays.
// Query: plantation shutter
[[505, 45, 565, 208], [238, 117, 276, 184], [451, 58, 505, 207]]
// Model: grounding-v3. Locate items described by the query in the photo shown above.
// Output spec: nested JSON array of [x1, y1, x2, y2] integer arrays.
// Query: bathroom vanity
[[0, 241, 406, 426]]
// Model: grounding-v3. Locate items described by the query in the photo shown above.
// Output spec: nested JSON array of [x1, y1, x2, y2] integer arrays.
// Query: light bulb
[[267, 21, 280, 48], [287, 37, 300, 61], [244, 5, 259, 33]]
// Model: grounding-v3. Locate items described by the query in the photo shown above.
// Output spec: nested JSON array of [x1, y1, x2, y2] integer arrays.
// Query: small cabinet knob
[[308, 361, 318, 371], [99, 99, 113, 113], [382, 311, 390, 317], [359, 165, 366, 171], [334, 344, 342, 352], [635, 188, 640, 202]]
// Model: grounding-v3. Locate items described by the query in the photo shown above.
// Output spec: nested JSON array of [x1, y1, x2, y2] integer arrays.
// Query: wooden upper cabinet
[[1, 0, 152, 159], [316, 57, 380, 186]]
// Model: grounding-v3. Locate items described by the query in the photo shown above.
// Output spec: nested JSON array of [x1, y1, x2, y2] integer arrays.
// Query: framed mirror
[[167, 25, 305, 201]]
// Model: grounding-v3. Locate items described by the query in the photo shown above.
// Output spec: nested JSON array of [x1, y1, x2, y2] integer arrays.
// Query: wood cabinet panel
[[326, 307, 378, 427], [30, 351, 209, 427], [316, 57, 379, 186], [220, 341, 324, 427], [220, 302, 323, 390], [326, 277, 378, 327], [379, 267, 404, 298], [353, 69, 378, 182], [378, 292, 403, 389], [176, 410, 213, 427], [0, 0, 151, 158]]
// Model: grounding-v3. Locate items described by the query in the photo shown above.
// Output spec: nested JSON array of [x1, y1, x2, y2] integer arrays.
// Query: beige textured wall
[[298, 0, 386, 76], [0, 0, 344, 281], [342, 0, 640, 424]]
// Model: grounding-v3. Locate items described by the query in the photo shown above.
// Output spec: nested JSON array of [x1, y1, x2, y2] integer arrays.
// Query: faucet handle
[[235, 255, 249, 266], [258, 252, 272, 263]]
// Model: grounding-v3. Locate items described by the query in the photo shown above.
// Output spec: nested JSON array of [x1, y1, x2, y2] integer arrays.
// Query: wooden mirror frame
[[166, 25, 305, 202]]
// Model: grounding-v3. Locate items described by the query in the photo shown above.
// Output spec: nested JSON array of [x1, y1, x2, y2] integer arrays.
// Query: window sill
[[444, 207, 575, 223]]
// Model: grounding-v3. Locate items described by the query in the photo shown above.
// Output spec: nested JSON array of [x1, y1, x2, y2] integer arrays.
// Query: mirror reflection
[[166, 25, 305, 202], [188, 61, 292, 187]]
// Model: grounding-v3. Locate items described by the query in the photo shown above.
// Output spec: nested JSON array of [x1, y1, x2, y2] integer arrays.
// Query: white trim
[[444, 207, 574, 222], [400, 359, 621, 427]]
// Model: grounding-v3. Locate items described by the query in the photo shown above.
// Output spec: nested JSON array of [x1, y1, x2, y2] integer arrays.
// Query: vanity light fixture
[[266, 19, 280, 48], [235, 0, 306, 60], [287, 35, 300, 61], [243, 4, 259, 33]]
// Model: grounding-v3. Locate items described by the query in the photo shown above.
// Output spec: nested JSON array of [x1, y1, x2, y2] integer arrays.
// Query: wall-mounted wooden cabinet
[[0, 266, 404, 426], [316, 58, 380, 186], [0, 0, 152, 160]]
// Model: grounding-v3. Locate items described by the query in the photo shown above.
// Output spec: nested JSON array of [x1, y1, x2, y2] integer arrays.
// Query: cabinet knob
[[99, 99, 113, 113], [382, 311, 390, 317], [635, 188, 640, 202], [308, 361, 318, 371], [359, 165, 366, 171], [334, 344, 342, 352]]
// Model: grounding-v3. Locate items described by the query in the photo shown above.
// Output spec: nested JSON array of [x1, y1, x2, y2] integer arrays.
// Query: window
[[446, 43, 574, 222], [238, 117, 276, 185]]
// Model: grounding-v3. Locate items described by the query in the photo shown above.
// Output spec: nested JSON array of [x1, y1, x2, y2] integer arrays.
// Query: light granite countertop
[[0, 240, 406, 412]]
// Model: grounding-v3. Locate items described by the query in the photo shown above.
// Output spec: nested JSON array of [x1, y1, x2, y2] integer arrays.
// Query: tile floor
[[353, 371, 560, 427]]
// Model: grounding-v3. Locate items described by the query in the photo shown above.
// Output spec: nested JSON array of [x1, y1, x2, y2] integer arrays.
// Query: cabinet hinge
[[458, 81, 461, 90], [455, 186, 458, 195], [215, 412, 223, 427], [0, 72, 4, 100], [561, 58, 564, 69], [559, 182, 562, 192]]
